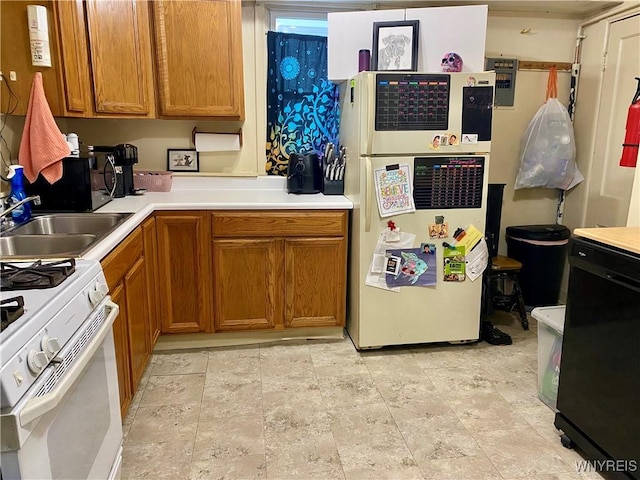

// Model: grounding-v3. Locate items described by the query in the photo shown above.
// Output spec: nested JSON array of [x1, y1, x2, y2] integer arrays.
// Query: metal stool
[[482, 254, 529, 330]]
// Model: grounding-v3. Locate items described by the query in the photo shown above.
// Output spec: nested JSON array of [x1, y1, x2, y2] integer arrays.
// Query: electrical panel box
[[485, 58, 518, 106]]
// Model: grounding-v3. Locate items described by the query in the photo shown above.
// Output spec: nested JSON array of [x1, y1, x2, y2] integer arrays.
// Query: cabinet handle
[[606, 272, 640, 291]]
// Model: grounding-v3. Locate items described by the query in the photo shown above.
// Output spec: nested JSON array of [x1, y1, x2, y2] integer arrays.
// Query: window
[[270, 10, 328, 36]]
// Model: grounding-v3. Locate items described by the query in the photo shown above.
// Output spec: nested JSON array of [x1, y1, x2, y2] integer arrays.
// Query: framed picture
[[167, 149, 199, 172], [371, 20, 419, 72]]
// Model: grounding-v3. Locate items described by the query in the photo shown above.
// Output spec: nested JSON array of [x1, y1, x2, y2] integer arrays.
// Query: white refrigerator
[[339, 71, 496, 349]]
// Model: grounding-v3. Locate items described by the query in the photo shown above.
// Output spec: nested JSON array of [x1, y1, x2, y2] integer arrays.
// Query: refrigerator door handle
[[365, 156, 372, 232], [366, 75, 374, 155]]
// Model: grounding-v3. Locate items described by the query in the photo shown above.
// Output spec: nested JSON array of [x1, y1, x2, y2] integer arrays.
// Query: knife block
[[323, 177, 344, 195]]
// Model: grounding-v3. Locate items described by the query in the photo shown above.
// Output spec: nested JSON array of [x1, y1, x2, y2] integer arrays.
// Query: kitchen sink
[[0, 213, 133, 259], [0, 234, 98, 257], [7, 213, 131, 236]]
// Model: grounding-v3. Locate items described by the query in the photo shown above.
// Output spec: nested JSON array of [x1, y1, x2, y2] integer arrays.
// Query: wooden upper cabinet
[[53, 0, 92, 116], [152, 0, 244, 119], [0, 1, 64, 115], [85, 0, 156, 117]]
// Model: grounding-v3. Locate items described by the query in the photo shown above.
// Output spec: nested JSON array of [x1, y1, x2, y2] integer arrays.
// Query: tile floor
[[121, 313, 603, 480]]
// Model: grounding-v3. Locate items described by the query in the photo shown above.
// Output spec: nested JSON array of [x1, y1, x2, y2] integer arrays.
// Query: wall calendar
[[413, 157, 485, 209]]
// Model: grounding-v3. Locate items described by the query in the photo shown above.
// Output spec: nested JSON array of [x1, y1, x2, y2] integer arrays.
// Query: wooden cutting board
[[573, 227, 640, 254]]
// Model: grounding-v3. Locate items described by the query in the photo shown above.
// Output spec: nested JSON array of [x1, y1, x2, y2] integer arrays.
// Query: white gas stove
[[0, 258, 122, 480], [0, 259, 108, 407]]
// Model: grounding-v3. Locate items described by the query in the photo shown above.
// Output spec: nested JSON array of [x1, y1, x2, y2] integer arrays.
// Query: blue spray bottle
[[8, 165, 32, 223]]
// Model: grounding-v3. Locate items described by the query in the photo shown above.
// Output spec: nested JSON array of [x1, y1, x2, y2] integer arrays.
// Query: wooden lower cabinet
[[284, 237, 347, 328], [155, 212, 211, 333], [210, 211, 348, 333], [142, 217, 160, 344], [102, 224, 154, 416], [102, 210, 346, 414], [110, 283, 132, 417], [124, 257, 150, 388], [212, 239, 283, 331]]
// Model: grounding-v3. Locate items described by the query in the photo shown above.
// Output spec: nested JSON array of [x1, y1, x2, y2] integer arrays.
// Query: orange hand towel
[[18, 72, 70, 184]]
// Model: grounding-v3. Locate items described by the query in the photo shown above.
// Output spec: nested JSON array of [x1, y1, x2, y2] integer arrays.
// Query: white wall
[[485, 13, 580, 253]]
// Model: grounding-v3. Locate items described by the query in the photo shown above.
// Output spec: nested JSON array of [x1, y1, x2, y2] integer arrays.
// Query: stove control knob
[[89, 282, 109, 306], [41, 336, 61, 358], [27, 350, 48, 374]]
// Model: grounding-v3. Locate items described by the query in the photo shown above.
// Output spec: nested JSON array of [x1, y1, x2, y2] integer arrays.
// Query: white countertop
[[85, 176, 353, 261]]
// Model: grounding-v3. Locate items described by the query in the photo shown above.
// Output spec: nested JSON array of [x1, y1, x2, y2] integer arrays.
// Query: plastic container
[[8, 165, 31, 223], [506, 224, 571, 307], [358, 49, 371, 72], [533, 305, 565, 411], [66, 133, 79, 156]]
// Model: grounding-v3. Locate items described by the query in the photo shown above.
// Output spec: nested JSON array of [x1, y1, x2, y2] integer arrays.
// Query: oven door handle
[[19, 301, 120, 427]]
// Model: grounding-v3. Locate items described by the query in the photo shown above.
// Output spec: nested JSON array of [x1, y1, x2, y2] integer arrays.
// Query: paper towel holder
[[191, 127, 243, 152]]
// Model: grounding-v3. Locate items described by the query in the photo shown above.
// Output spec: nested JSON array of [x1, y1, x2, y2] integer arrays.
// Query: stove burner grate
[[0, 259, 76, 290], [0, 296, 25, 332]]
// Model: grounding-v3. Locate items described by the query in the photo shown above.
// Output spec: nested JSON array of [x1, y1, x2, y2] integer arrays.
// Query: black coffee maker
[[94, 144, 138, 197], [286, 153, 323, 194]]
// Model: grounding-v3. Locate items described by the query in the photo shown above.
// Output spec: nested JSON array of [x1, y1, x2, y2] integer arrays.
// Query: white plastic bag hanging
[[515, 68, 582, 190]]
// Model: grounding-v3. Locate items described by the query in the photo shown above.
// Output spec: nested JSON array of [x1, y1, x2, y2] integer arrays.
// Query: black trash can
[[506, 224, 571, 307]]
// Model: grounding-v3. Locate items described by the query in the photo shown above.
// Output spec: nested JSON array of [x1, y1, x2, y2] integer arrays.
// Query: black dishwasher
[[555, 236, 640, 479]]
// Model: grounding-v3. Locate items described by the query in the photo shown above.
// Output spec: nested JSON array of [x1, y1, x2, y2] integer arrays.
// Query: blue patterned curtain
[[265, 31, 340, 176]]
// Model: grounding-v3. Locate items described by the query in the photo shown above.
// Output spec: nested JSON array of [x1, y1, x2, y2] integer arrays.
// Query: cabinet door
[[212, 239, 282, 332], [142, 216, 160, 345], [152, 0, 244, 118], [284, 237, 347, 328], [53, 0, 92, 116], [85, 0, 155, 116], [111, 282, 132, 417], [156, 213, 211, 333], [125, 257, 151, 389]]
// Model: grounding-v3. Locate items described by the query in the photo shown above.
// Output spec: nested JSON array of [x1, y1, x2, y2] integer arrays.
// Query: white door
[[585, 14, 640, 227]]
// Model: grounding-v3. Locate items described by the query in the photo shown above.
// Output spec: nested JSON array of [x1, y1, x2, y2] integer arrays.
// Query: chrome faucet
[[0, 195, 41, 227]]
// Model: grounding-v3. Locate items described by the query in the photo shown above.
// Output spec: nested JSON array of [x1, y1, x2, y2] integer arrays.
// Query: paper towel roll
[[194, 132, 241, 152]]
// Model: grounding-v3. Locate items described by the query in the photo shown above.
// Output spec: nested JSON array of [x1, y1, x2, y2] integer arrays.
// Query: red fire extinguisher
[[620, 77, 640, 168]]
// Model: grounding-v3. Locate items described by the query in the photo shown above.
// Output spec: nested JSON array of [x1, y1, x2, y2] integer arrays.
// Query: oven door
[[1, 299, 122, 480]]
